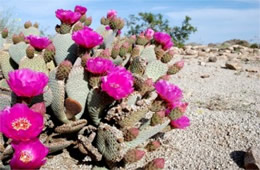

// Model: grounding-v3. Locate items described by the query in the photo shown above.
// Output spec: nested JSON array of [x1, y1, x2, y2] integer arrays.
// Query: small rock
[[245, 68, 258, 73], [225, 62, 242, 70], [244, 146, 260, 170], [208, 56, 217, 62], [201, 75, 210, 78], [186, 49, 198, 56], [198, 51, 207, 57], [198, 61, 206, 66]]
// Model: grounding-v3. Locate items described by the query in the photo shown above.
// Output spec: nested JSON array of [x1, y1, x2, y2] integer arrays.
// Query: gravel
[[42, 52, 260, 169]]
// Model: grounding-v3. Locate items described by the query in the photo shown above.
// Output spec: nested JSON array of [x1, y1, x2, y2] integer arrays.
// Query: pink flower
[[74, 5, 87, 15], [72, 27, 103, 49], [7, 68, 49, 97], [107, 9, 117, 19], [170, 116, 190, 129], [26, 35, 51, 51], [166, 102, 188, 116], [117, 29, 122, 35], [10, 139, 48, 169], [144, 28, 154, 40], [55, 9, 81, 25], [154, 80, 182, 104], [0, 104, 44, 141], [101, 66, 134, 100], [154, 32, 174, 50], [86, 57, 114, 74], [105, 26, 111, 30]]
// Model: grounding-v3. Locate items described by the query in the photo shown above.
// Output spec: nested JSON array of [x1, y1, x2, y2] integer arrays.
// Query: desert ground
[[28, 43, 259, 170]]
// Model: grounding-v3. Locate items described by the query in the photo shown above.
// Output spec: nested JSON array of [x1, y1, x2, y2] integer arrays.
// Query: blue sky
[[0, 0, 260, 44]]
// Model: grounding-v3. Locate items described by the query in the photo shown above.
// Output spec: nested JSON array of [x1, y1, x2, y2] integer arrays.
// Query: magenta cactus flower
[[117, 29, 122, 35], [74, 5, 87, 15], [26, 35, 51, 51], [72, 27, 103, 49], [7, 68, 48, 97], [154, 80, 183, 104], [107, 9, 117, 19], [144, 28, 154, 40], [101, 66, 134, 100], [0, 104, 44, 141], [105, 25, 111, 30], [55, 9, 81, 25], [10, 139, 48, 169], [166, 102, 188, 116], [170, 116, 190, 129], [154, 32, 174, 50], [86, 57, 115, 74]]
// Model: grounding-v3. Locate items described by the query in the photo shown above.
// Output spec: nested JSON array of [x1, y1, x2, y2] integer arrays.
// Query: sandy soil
[[41, 46, 260, 170]]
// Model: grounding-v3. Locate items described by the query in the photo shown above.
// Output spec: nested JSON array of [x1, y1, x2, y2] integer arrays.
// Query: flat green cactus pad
[[145, 60, 168, 81], [140, 45, 156, 63], [96, 123, 124, 162], [87, 88, 114, 125], [0, 79, 10, 91], [66, 66, 89, 119], [92, 166, 108, 170], [125, 119, 170, 149], [0, 37, 6, 50], [112, 55, 123, 65], [20, 27, 40, 36], [0, 51, 16, 80], [96, 25, 116, 49], [96, 25, 106, 37], [31, 87, 53, 107], [19, 55, 48, 75], [118, 106, 149, 128], [53, 33, 77, 65], [0, 94, 11, 110], [8, 42, 28, 64], [104, 30, 117, 49], [48, 69, 69, 123]]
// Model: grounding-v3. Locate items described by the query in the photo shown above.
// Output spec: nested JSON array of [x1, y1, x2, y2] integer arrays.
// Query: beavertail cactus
[[167, 60, 184, 75], [144, 158, 165, 170], [56, 60, 72, 80], [0, 5, 190, 169], [124, 149, 145, 163], [26, 45, 35, 59], [1, 28, 8, 39], [24, 21, 32, 29]]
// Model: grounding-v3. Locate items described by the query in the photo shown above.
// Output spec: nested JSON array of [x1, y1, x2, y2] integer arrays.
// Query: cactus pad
[[0, 79, 10, 91], [66, 67, 89, 119], [0, 37, 6, 50], [20, 27, 40, 36], [19, 55, 48, 75], [8, 42, 28, 64], [0, 94, 11, 110], [53, 33, 77, 65], [0, 51, 16, 79], [145, 60, 168, 81], [140, 45, 156, 63], [96, 123, 124, 162], [48, 69, 69, 123], [125, 119, 170, 149], [87, 88, 114, 125]]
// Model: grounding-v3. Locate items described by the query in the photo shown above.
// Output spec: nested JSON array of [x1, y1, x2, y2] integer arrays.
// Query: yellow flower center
[[20, 151, 33, 163], [12, 118, 31, 131]]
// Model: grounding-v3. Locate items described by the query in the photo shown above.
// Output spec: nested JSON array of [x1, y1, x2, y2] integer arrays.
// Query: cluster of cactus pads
[[0, 5, 188, 170]]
